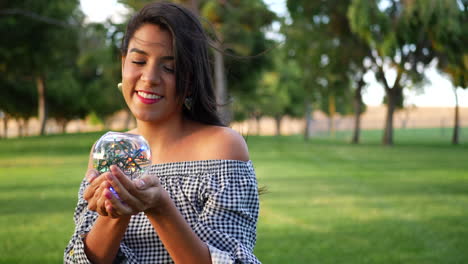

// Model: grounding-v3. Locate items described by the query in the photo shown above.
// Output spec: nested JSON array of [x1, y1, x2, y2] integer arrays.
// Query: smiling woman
[[65, 2, 260, 264]]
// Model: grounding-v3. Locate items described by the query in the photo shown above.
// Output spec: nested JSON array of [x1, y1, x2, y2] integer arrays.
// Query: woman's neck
[[134, 116, 193, 159]]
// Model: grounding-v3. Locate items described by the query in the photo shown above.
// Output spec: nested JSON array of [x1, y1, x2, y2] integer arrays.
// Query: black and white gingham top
[[64, 160, 260, 264]]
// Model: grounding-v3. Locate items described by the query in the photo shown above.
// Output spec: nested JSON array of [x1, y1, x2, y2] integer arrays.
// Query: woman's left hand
[[103, 165, 164, 218]]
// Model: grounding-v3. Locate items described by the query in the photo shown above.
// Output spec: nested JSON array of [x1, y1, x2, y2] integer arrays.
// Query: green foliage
[[0, 0, 129, 129], [76, 22, 126, 122], [0, 0, 84, 126], [277, 52, 304, 118], [428, 0, 468, 89], [346, 0, 449, 144], [47, 69, 88, 122], [0, 0, 81, 74], [285, 0, 370, 119], [232, 44, 304, 121], [87, 112, 103, 126], [0, 76, 36, 119], [206, 0, 277, 118], [347, 0, 437, 84]]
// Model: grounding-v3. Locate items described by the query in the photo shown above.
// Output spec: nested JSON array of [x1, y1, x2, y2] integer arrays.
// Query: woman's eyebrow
[[129, 48, 148, 55], [129, 48, 174, 61], [160, 56, 174, 61]]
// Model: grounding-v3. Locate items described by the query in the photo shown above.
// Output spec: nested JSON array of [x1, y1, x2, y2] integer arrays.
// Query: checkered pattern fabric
[[64, 160, 260, 264]]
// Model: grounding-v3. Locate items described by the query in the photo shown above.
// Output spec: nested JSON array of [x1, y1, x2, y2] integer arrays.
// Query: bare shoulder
[[196, 126, 250, 162]]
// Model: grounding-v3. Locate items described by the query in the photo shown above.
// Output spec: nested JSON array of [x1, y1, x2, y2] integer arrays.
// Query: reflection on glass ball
[[92, 131, 152, 179]]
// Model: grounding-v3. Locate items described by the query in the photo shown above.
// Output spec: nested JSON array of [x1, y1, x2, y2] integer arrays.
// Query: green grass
[[1, 129, 467, 263]]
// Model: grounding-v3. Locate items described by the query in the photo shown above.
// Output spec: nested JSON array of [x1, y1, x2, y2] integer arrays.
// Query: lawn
[[0, 128, 467, 263]]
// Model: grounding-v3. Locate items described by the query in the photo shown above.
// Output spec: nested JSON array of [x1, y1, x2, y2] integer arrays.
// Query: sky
[[80, 0, 468, 107]]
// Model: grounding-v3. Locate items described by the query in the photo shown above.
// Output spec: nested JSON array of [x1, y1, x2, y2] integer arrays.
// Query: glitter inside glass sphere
[[92, 131, 152, 179]]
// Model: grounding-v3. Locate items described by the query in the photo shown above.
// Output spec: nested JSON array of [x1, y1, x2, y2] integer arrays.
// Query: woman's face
[[121, 23, 179, 123]]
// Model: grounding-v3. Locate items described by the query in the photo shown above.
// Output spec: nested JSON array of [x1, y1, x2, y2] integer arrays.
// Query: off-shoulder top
[[64, 160, 260, 264]]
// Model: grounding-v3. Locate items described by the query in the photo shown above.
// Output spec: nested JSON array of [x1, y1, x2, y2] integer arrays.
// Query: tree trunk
[[17, 118, 24, 137], [452, 87, 460, 145], [61, 119, 68, 134], [2, 114, 7, 138], [274, 115, 282, 136], [352, 79, 364, 144], [104, 117, 112, 130], [255, 114, 261, 136], [382, 88, 398, 146], [36, 74, 48, 136], [214, 43, 230, 125], [304, 100, 313, 140], [328, 94, 336, 137], [24, 118, 30, 136]]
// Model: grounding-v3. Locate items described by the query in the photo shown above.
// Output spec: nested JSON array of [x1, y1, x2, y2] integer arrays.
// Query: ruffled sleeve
[[63, 178, 139, 264], [193, 160, 260, 264]]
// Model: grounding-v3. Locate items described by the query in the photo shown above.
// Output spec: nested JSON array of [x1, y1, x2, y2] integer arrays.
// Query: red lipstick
[[136, 91, 163, 104]]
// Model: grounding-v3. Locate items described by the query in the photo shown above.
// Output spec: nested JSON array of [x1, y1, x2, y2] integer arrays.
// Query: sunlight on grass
[[0, 129, 467, 263]]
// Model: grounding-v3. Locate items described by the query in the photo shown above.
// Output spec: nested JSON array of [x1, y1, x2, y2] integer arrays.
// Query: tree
[[201, 0, 276, 124], [47, 68, 88, 133], [428, 0, 467, 145], [283, 6, 324, 140], [0, 76, 36, 137], [0, 0, 82, 135], [286, 0, 371, 141], [77, 22, 127, 128], [348, 0, 437, 145], [274, 48, 304, 135]]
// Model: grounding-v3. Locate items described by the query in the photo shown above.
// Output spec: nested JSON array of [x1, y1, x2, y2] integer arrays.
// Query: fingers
[[105, 169, 141, 210], [103, 188, 133, 217], [133, 175, 158, 190], [83, 172, 108, 201], [103, 191, 120, 218], [99, 165, 161, 216], [87, 181, 109, 214], [86, 169, 99, 183], [134, 178, 147, 190], [110, 166, 135, 191], [95, 181, 111, 216], [105, 200, 118, 218]]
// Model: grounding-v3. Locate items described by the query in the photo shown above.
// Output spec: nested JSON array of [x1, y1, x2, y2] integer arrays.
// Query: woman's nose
[[141, 67, 161, 84]]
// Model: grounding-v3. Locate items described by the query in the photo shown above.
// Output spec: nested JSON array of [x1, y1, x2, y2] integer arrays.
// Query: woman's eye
[[162, 65, 174, 73], [132, 61, 146, 65]]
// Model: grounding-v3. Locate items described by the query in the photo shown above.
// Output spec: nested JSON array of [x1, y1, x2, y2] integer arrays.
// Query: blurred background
[[1, 1, 468, 263], [1, 0, 467, 145]]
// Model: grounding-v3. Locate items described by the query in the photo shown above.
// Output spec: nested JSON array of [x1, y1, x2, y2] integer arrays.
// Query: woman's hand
[[103, 165, 165, 218], [83, 169, 112, 216]]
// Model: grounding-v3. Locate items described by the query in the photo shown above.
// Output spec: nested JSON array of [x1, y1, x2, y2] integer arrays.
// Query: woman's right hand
[[83, 169, 112, 216]]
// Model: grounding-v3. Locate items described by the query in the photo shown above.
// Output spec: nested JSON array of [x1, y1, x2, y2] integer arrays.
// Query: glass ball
[[92, 131, 152, 179]]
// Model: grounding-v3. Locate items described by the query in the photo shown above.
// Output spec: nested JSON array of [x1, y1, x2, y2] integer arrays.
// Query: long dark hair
[[121, 1, 224, 126]]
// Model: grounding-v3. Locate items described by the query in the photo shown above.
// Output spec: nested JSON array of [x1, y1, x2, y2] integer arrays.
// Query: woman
[[64, 2, 260, 264]]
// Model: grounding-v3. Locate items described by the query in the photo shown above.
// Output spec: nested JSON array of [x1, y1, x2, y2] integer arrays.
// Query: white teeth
[[137, 91, 162, 99]]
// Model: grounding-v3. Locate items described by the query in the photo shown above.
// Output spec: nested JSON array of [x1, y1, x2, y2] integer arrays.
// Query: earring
[[184, 97, 193, 110], [117, 82, 122, 91]]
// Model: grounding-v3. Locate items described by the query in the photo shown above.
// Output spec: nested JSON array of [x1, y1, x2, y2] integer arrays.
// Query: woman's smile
[[136, 90, 164, 104]]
